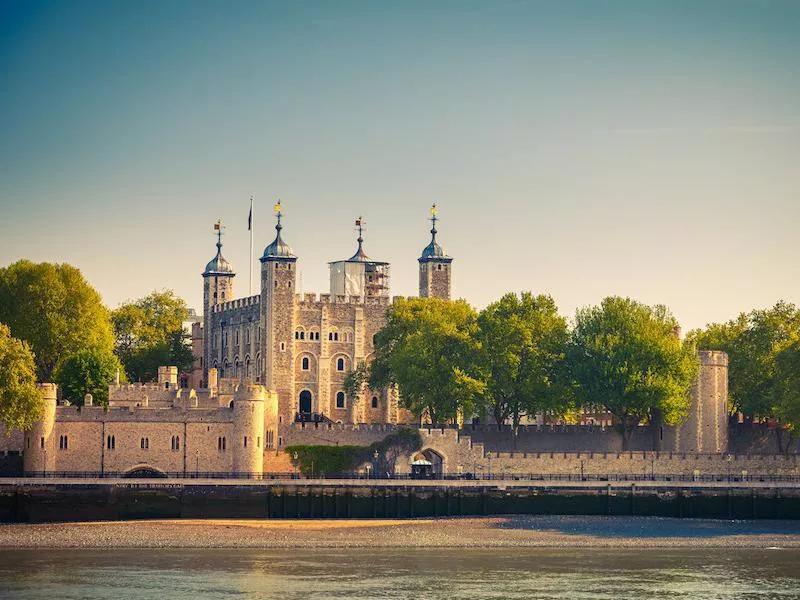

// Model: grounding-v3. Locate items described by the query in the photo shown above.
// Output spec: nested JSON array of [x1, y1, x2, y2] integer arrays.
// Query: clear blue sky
[[1, 0, 798, 331]]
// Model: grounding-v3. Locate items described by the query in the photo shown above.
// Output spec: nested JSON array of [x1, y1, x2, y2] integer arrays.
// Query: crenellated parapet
[[212, 294, 261, 314]]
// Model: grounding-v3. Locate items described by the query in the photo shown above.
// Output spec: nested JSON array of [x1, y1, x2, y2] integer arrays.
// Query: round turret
[[23, 384, 58, 475], [232, 383, 266, 475]]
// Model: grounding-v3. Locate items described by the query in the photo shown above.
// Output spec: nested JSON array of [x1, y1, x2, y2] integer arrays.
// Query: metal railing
[[10, 471, 800, 483]]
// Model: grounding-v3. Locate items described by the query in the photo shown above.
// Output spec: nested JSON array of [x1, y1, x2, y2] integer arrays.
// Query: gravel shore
[[2, 515, 800, 548]]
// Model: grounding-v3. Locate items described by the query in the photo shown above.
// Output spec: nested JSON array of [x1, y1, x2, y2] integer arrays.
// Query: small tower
[[202, 221, 235, 386], [329, 217, 390, 300], [418, 204, 453, 299], [23, 384, 57, 475], [259, 201, 298, 422], [232, 383, 266, 475]]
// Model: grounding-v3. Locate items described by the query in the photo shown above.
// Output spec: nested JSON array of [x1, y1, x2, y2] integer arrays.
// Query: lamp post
[[373, 450, 379, 480], [293, 451, 299, 479], [487, 454, 492, 480], [195, 450, 199, 477]]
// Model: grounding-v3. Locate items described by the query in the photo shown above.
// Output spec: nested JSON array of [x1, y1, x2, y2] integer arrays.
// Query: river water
[[1, 547, 798, 599]]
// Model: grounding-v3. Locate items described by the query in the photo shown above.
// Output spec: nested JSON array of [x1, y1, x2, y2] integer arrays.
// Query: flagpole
[[249, 196, 254, 296]]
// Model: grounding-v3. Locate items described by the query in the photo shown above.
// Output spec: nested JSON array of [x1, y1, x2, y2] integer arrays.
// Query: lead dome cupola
[[203, 221, 235, 276], [261, 200, 296, 261]]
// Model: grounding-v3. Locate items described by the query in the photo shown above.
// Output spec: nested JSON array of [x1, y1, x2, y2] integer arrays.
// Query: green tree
[[54, 348, 124, 407], [0, 323, 43, 431], [774, 341, 800, 453], [0, 261, 115, 381], [476, 292, 571, 432], [568, 297, 699, 450], [370, 297, 485, 424], [111, 290, 192, 382]]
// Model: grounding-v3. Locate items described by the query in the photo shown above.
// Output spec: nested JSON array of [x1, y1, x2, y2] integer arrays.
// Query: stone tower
[[231, 383, 266, 475], [259, 201, 298, 423], [672, 351, 730, 453], [23, 384, 57, 475], [418, 204, 453, 299], [202, 221, 235, 386]]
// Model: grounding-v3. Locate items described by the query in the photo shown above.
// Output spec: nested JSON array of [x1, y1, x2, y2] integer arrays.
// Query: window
[[59, 435, 68, 450], [107, 435, 116, 450], [244, 436, 248, 448], [280, 342, 286, 351], [218, 436, 226, 451], [302, 357, 310, 370], [266, 431, 274, 449], [171, 436, 180, 451], [371, 396, 378, 409], [40, 437, 44, 449], [337, 357, 345, 371], [257, 436, 261, 448], [140, 437, 149, 450], [336, 391, 346, 409]]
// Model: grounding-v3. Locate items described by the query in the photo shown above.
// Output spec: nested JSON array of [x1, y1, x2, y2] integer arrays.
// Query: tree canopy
[[369, 297, 485, 425], [0, 261, 115, 381], [0, 323, 43, 431], [476, 292, 571, 431], [111, 290, 193, 382], [54, 348, 124, 407], [568, 297, 699, 449]]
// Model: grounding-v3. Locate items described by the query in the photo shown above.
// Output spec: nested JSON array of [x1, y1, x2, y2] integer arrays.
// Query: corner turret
[[202, 221, 236, 386], [418, 204, 453, 299], [260, 201, 298, 421]]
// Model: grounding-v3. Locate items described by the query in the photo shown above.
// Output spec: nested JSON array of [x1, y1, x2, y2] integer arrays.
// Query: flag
[[430, 204, 437, 216], [274, 200, 282, 215], [248, 206, 252, 231], [214, 221, 220, 231]]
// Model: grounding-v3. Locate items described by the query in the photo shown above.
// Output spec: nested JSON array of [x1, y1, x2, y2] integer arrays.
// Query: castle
[[200, 203, 452, 426], [2, 206, 774, 480]]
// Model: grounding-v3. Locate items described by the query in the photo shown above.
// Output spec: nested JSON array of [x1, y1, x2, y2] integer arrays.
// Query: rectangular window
[[40, 437, 44, 449], [244, 436, 248, 448]]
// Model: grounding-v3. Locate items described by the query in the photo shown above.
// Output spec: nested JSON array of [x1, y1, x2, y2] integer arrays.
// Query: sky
[[1, 0, 798, 331]]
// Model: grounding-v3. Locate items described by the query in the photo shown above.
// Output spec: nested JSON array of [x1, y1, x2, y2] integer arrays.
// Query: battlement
[[295, 293, 390, 308], [109, 382, 180, 393], [212, 295, 260, 314], [55, 404, 234, 423], [699, 350, 729, 367]]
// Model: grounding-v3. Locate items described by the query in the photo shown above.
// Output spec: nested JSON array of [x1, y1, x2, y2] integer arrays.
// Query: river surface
[[0, 547, 799, 599]]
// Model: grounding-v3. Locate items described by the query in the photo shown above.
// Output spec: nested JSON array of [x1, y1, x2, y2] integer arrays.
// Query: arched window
[[337, 357, 345, 371], [140, 437, 149, 450], [302, 357, 310, 370], [218, 436, 226, 451], [336, 391, 346, 409], [171, 435, 180, 451], [371, 396, 379, 409], [107, 435, 116, 450]]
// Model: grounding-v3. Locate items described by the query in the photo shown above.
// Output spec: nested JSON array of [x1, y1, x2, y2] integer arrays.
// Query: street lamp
[[373, 450, 379, 479], [292, 451, 299, 479], [487, 454, 492, 479]]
